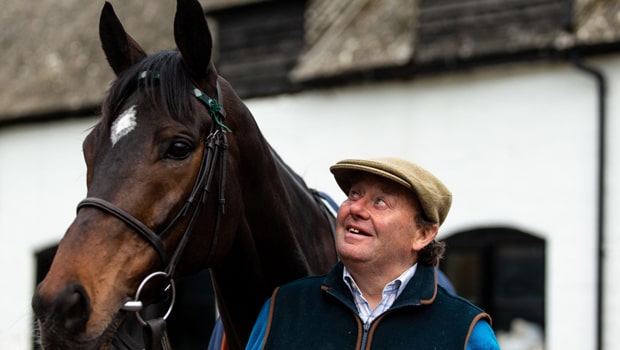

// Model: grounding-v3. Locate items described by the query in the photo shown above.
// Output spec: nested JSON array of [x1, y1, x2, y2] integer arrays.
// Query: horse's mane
[[101, 51, 198, 126]]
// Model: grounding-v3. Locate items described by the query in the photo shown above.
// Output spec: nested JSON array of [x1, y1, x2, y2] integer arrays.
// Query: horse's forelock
[[102, 51, 199, 128]]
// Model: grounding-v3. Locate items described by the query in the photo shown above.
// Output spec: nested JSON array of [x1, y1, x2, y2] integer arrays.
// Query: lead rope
[[143, 318, 172, 350]]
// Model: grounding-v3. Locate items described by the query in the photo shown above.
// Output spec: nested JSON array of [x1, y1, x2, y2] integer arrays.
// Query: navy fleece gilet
[[263, 262, 491, 350]]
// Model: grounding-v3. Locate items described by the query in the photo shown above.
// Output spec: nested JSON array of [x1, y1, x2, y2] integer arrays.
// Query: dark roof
[[1, 0, 619, 125], [290, 0, 418, 81], [290, 0, 620, 81], [0, 0, 178, 123], [209, 0, 307, 98], [203, 0, 272, 12]]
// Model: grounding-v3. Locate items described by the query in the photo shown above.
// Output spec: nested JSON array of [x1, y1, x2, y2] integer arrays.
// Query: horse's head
[[32, 1, 240, 348]]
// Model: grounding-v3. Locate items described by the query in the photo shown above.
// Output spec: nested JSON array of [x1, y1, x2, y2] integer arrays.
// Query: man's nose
[[348, 197, 370, 219]]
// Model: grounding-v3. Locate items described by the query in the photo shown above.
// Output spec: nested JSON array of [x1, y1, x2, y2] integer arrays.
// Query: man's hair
[[415, 208, 446, 267]]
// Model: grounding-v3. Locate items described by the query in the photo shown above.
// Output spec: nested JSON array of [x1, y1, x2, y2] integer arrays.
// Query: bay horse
[[31, 0, 337, 349]]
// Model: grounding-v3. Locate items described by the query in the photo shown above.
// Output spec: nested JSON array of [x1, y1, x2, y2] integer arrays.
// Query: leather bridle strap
[[76, 77, 229, 350], [75, 81, 229, 272], [77, 197, 167, 266], [75, 127, 222, 271], [165, 128, 227, 277]]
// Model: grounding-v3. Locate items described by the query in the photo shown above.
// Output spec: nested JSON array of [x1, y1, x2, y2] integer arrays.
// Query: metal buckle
[[122, 271, 176, 326]]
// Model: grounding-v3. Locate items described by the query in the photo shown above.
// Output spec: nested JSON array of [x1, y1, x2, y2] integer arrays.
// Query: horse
[[31, 0, 338, 349]]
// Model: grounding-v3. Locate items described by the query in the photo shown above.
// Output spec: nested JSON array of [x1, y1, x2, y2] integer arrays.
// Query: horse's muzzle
[[32, 282, 97, 348]]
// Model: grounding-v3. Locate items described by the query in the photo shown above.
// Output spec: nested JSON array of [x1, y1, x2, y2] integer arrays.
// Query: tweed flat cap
[[330, 157, 452, 225]]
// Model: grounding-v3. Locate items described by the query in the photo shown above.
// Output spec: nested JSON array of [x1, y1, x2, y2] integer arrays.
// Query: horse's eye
[[166, 141, 193, 160]]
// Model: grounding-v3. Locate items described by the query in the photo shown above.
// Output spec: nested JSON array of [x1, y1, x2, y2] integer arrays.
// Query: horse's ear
[[99, 2, 147, 76], [174, 0, 213, 79]]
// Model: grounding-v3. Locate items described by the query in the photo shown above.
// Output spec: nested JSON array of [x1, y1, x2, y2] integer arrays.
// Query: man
[[246, 157, 500, 349]]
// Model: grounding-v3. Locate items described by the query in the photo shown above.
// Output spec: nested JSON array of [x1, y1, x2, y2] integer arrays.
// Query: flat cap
[[330, 157, 452, 225]]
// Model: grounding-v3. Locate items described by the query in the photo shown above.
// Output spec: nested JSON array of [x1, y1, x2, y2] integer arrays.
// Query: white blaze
[[110, 105, 138, 146]]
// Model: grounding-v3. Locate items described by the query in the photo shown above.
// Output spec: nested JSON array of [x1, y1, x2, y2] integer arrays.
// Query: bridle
[[76, 73, 230, 350]]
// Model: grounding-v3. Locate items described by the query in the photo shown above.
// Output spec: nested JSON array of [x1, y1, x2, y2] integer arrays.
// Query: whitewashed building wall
[[1, 55, 618, 349]]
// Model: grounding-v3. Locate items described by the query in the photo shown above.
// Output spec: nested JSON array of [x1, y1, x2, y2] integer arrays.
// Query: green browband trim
[[137, 70, 231, 132], [191, 87, 231, 132]]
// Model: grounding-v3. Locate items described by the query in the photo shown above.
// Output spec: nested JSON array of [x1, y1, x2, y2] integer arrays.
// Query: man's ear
[[412, 224, 438, 251]]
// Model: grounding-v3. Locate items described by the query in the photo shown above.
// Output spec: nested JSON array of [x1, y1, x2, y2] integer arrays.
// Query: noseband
[[76, 76, 230, 349]]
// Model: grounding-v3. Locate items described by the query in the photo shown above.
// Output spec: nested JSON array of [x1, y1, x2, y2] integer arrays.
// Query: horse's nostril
[[59, 284, 92, 333], [33, 282, 92, 335]]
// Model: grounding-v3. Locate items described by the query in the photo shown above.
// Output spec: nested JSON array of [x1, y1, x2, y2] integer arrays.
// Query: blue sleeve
[[466, 320, 500, 350], [207, 317, 225, 350], [435, 268, 456, 295], [245, 299, 272, 350]]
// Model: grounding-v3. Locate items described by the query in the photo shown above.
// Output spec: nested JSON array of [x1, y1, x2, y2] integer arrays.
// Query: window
[[440, 227, 545, 333]]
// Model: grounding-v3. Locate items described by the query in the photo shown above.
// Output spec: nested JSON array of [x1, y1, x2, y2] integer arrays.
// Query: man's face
[[335, 174, 431, 275]]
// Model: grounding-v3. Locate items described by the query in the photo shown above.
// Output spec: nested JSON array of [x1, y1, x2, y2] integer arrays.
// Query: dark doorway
[[439, 227, 545, 333]]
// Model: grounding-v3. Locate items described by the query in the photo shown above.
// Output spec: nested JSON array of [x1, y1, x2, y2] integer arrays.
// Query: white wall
[[0, 118, 97, 349], [1, 55, 618, 349], [245, 58, 615, 350]]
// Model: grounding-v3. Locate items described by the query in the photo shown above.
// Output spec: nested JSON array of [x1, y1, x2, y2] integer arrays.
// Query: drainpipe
[[564, 2, 607, 348], [563, 2, 607, 350], [573, 54, 607, 350], [571, 54, 606, 350]]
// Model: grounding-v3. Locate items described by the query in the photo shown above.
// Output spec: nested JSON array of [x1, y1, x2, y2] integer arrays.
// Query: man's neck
[[344, 263, 414, 309]]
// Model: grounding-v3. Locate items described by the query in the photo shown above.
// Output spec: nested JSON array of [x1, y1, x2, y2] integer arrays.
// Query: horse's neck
[[204, 104, 337, 347], [210, 137, 336, 349]]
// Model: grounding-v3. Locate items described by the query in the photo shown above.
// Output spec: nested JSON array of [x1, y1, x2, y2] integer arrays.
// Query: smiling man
[[246, 158, 500, 350]]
